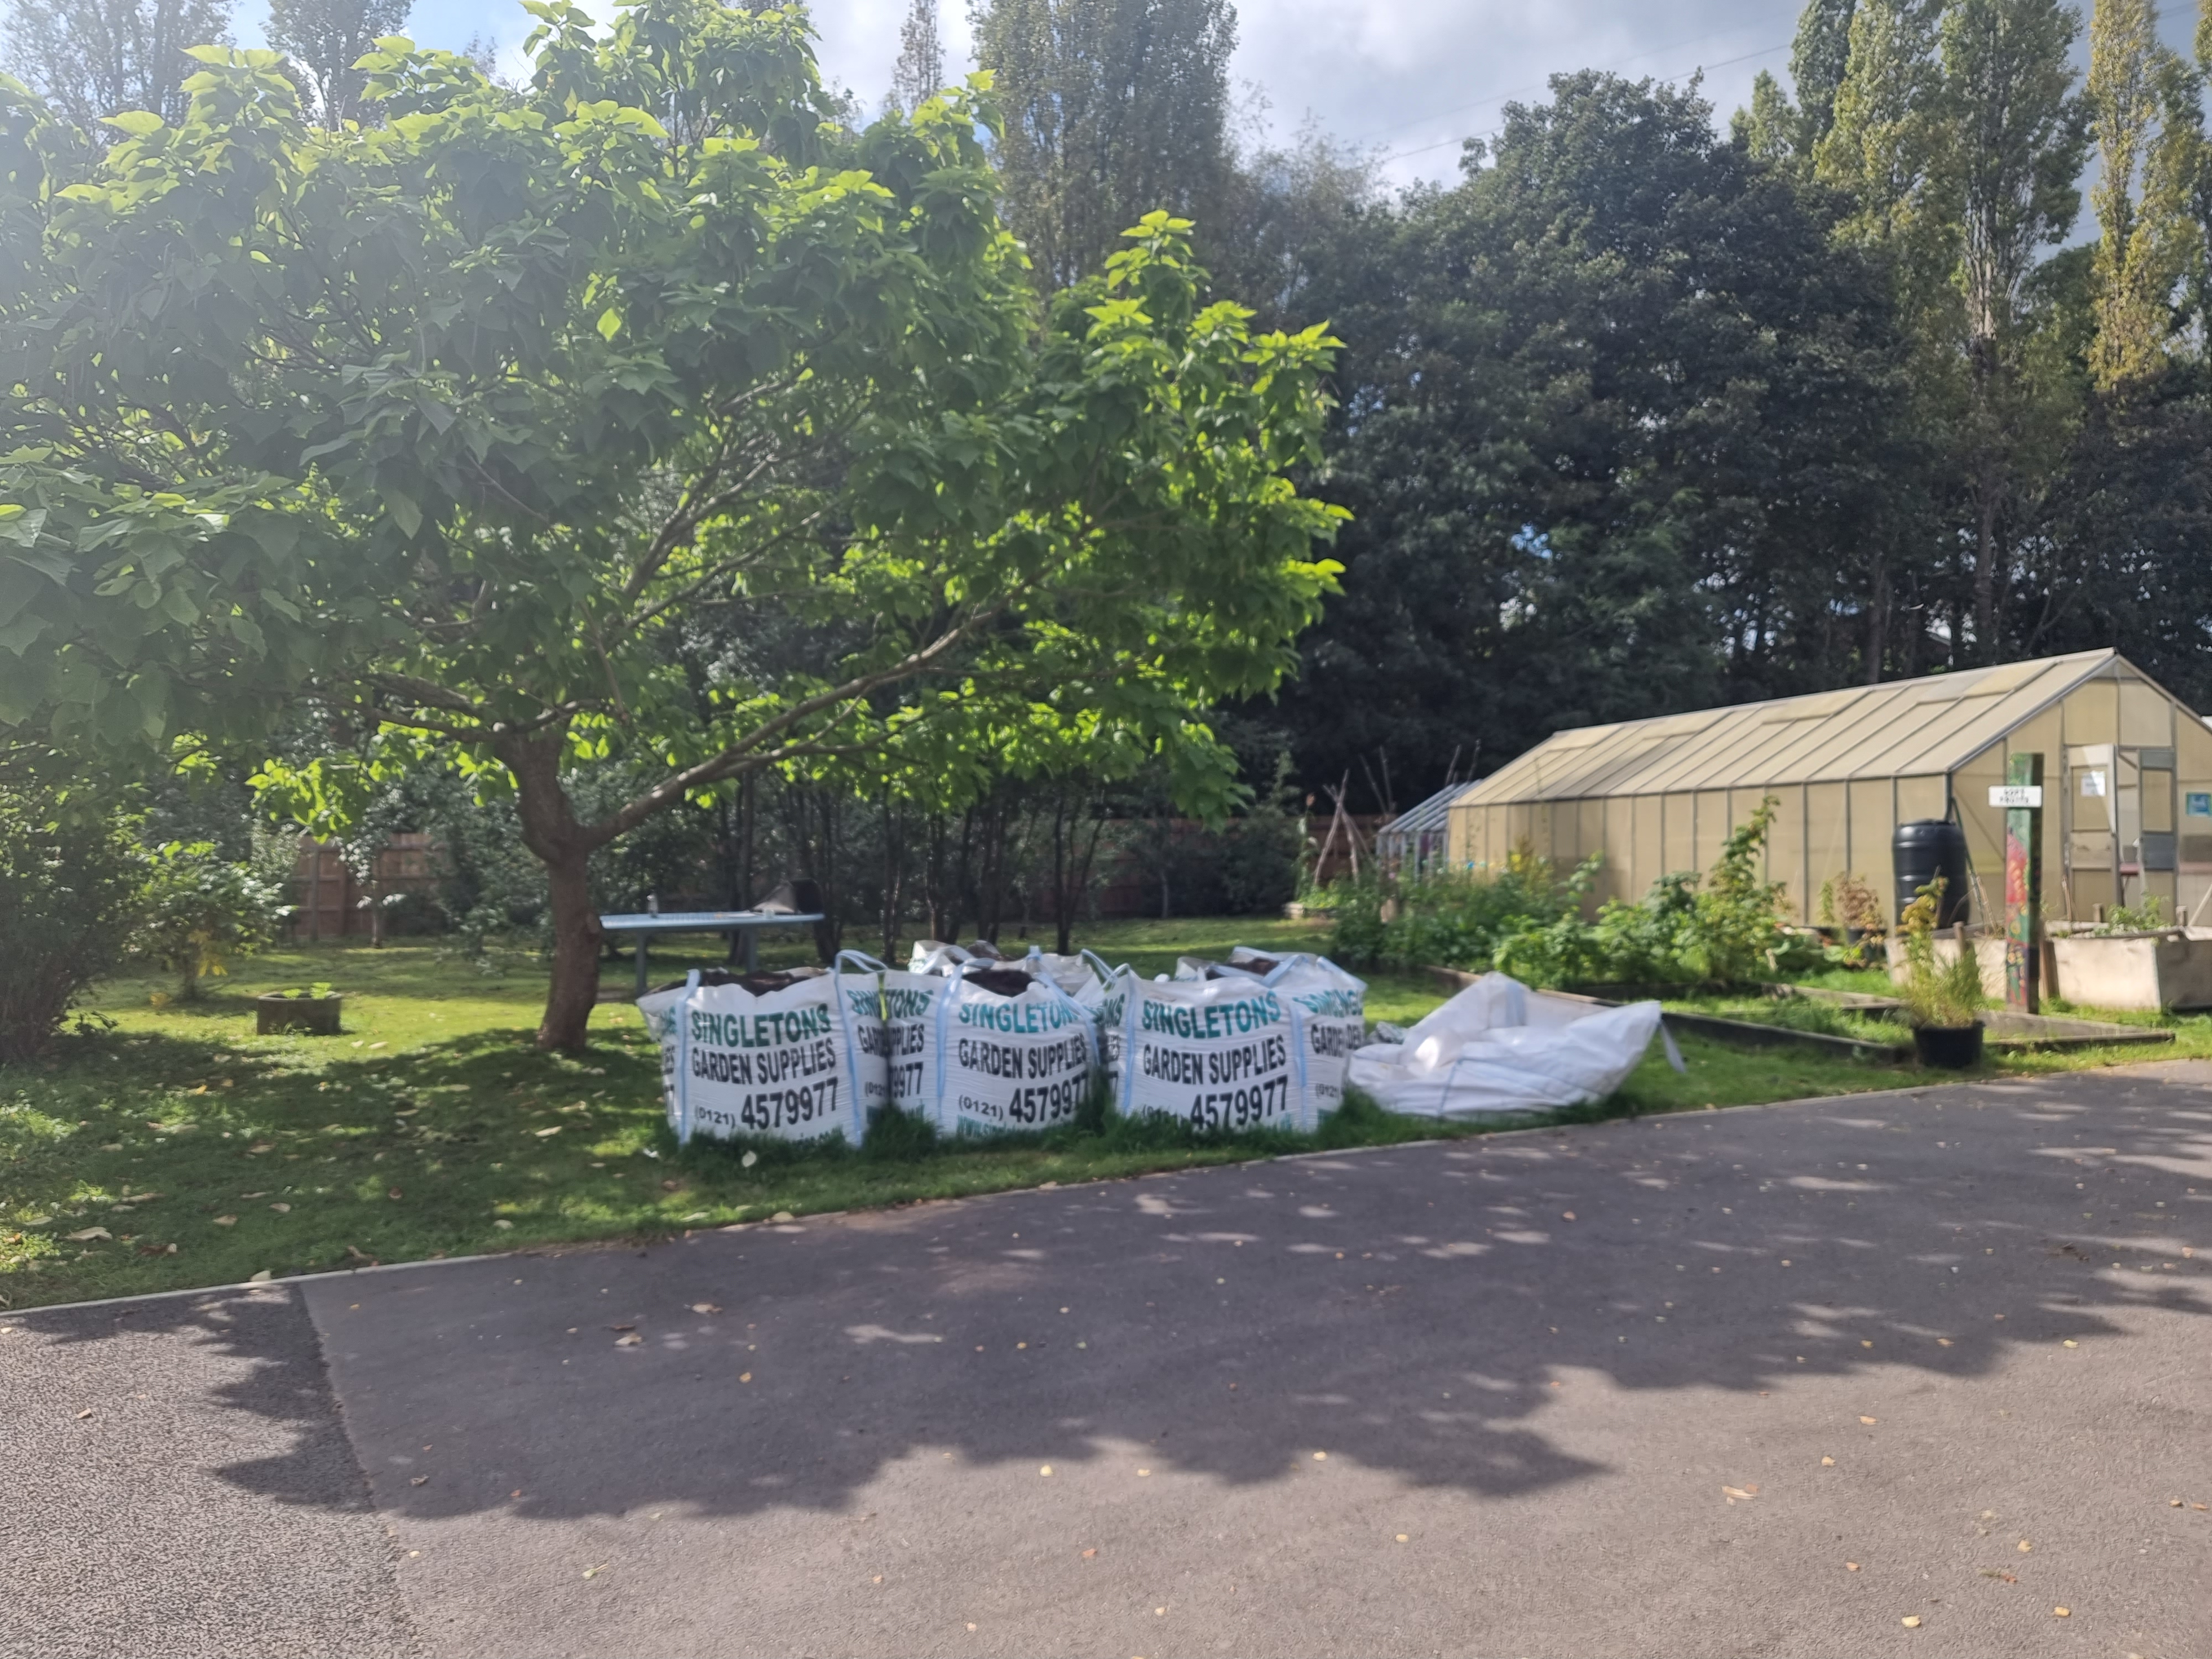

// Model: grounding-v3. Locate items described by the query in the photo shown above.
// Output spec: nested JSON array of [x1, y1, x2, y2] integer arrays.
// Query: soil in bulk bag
[[654, 959, 883, 1145], [1112, 971, 1308, 1133], [1171, 948, 1367, 1122], [1346, 972, 1676, 1118]]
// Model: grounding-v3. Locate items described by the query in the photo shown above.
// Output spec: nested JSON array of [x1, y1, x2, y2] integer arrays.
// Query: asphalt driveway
[[11, 1063, 2212, 1657]]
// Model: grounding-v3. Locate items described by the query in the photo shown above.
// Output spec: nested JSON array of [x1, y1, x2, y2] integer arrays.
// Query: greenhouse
[[1446, 650, 2212, 928]]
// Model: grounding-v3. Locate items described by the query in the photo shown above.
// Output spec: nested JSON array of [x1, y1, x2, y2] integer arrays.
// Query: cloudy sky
[[238, 0, 1815, 186]]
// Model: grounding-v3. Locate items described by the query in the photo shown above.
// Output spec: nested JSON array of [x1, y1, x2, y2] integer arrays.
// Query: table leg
[[743, 926, 758, 973], [635, 933, 649, 999]]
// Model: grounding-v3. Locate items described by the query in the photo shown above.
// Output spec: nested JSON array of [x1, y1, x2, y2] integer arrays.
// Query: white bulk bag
[[643, 958, 884, 1145], [1346, 973, 1674, 1118], [926, 963, 1098, 1135], [874, 953, 951, 1123], [1170, 948, 1367, 1121], [1110, 971, 1309, 1132]]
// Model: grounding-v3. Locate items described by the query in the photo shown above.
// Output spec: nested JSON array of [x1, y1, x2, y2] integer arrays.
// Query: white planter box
[[1888, 930, 2212, 1011], [2048, 930, 2212, 1013]]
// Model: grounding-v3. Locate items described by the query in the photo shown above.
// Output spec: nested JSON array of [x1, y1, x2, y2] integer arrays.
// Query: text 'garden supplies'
[[1109, 971, 1309, 1131], [638, 960, 883, 1145]]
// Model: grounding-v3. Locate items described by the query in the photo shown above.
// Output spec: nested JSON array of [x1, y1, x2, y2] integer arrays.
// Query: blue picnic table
[[599, 910, 826, 998]]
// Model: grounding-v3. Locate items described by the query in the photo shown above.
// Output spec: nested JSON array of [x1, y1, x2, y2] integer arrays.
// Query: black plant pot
[[1912, 1022, 1984, 1070]]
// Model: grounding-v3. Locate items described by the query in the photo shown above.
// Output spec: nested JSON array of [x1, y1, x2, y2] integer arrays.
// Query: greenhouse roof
[[1453, 649, 2161, 807]]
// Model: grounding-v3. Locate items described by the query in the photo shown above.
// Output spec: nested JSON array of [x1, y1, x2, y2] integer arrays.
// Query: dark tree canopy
[[1270, 73, 1918, 808]]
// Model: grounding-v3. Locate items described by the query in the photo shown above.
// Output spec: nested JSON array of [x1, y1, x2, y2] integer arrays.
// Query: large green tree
[[1272, 74, 1918, 805], [0, 0, 1345, 1050]]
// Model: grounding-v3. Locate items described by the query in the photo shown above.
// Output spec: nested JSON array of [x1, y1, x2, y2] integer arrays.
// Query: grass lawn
[[2, 915, 2193, 1311]]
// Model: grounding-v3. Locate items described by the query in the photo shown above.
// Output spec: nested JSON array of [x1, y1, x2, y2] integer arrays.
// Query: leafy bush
[[1894, 878, 1987, 1029], [1492, 797, 1819, 989], [1327, 846, 1584, 972], [0, 790, 145, 1062], [2091, 894, 2170, 935], [133, 842, 293, 999]]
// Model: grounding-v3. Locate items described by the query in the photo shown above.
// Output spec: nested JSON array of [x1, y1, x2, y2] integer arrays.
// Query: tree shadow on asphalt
[[18, 1065, 2212, 1522]]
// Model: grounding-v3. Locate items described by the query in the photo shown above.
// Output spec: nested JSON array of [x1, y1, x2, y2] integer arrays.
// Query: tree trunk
[[502, 728, 604, 1053], [1051, 795, 1072, 954]]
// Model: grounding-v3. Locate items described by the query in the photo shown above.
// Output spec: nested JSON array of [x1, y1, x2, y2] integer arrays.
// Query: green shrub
[[1328, 848, 1585, 972], [1493, 797, 1820, 989], [1894, 878, 1986, 1029], [133, 842, 293, 1000], [0, 790, 145, 1061]]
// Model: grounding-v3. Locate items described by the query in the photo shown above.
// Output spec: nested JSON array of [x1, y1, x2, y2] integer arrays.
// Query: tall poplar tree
[[972, 0, 1237, 288], [2087, 0, 2178, 387], [889, 0, 941, 112], [0, 0, 228, 132], [264, 0, 410, 127], [1940, 0, 2086, 648]]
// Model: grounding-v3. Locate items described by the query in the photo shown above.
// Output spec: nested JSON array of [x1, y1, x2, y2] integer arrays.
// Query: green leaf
[[597, 307, 623, 341]]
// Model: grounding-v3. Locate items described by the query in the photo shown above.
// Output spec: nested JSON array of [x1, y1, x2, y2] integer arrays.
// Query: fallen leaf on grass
[[740, 1151, 757, 1168], [493, 1219, 513, 1230], [247, 1144, 272, 1155], [248, 1270, 272, 1282], [387, 1188, 403, 1201], [534, 1126, 561, 1138], [346, 1245, 378, 1266], [212, 1215, 237, 1228], [682, 1212, 709, 1223], [269, 1203, 290, 1214], [771, 1211, 794, 1223], [135, 1243, 178, 1256], [66, 1228, 111, 1242]]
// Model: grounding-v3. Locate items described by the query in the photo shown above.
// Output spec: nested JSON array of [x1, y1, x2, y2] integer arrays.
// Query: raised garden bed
[[1421, 966, 2173, 1061], [1762, 983, 2171, 1052]]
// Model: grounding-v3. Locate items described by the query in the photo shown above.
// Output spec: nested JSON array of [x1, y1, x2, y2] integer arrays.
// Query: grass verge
[[1, 918, 2192, 1310]]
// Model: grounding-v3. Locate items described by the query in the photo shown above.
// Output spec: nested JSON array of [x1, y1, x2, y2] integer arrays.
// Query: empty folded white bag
[[1347, 973, 1669, 1117]]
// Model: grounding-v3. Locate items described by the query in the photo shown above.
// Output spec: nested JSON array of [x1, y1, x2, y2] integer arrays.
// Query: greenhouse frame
[[1445, 650, 2212, 928]]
